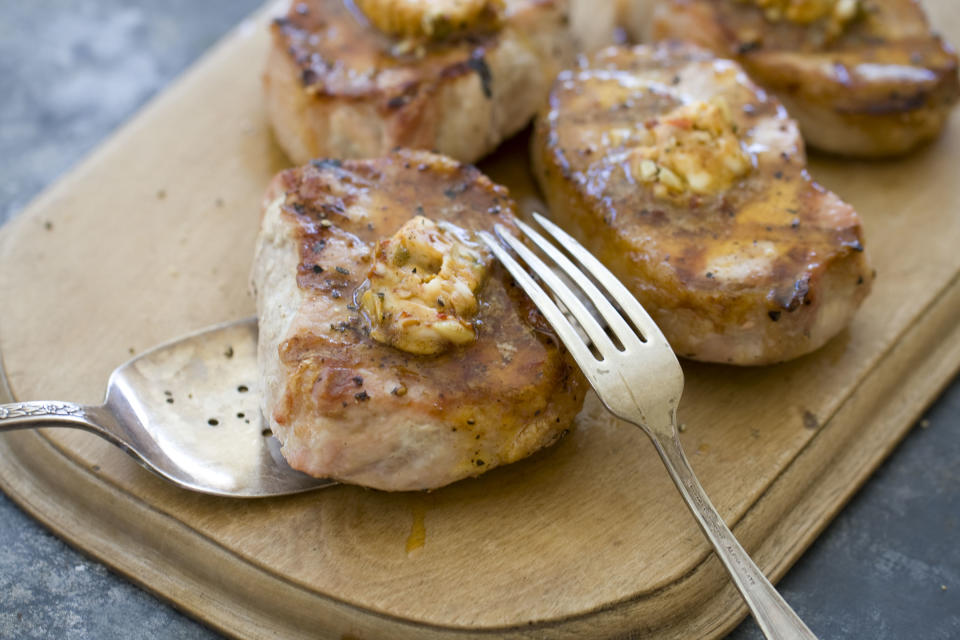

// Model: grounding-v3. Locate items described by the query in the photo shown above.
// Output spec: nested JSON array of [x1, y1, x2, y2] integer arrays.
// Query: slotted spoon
[[0, 317, 335, 497]]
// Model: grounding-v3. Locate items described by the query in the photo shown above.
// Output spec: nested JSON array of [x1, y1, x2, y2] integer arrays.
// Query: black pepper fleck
[[387, 94, 410, 109], [311, 158, 342, 169]]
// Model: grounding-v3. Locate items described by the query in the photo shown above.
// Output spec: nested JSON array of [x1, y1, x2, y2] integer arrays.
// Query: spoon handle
[[0, 401, 114, 438], [650, 427, 818, 640]]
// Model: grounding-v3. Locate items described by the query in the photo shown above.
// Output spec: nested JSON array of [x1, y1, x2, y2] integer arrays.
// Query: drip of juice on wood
[[406, 501, 428, 555]]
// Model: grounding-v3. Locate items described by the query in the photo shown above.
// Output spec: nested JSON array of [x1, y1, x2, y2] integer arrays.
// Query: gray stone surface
[[0, 0, 263, 226], [727, 389, 960, 639], [0, 1, 958, 638]]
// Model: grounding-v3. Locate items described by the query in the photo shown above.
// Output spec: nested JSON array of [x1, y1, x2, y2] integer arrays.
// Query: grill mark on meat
[[275, 150, 583, 412], [273, 0, 500, 105]]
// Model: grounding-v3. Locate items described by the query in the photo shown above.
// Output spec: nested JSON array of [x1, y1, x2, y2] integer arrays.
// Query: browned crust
[[533, 43, 873, 364], [650, 0, 960, 157], [259, 150, 587, 489], [263, 0, 572, 164]]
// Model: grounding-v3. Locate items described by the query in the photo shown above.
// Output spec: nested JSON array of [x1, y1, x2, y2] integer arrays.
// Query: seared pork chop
[[264, 0, 614, 166], [640, 0, 959, 157], [533, 43, 873, 365], [251, 150, 587, 491]]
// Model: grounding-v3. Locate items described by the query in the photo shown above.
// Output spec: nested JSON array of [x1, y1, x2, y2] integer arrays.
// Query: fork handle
[[652, 430, 818, 640]]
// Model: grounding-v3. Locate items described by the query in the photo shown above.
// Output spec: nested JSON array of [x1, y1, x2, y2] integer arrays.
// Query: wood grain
[[1, 2, 959, 638]]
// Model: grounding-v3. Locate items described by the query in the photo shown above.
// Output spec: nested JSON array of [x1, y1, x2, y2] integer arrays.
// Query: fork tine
[[514, 218, 642, 350], [533, 213, 668, 345], [477, 231, 602, 370], [490, 224, 620, 359]]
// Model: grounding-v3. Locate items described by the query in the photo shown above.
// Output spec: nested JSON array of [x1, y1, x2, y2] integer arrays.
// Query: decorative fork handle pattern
[[653, 429, 818, 640]]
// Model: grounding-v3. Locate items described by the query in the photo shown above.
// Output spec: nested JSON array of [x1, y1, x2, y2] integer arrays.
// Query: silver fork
[[480, 213, 818, 640]]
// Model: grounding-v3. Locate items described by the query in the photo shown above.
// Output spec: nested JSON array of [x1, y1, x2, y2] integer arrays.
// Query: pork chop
[[532, 42, 873, 365], [641, 0, 959, 157], [264, 0, 614, 165], [251, 149, 587, 490]]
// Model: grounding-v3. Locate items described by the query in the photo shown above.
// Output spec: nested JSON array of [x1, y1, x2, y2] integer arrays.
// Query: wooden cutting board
[[2, 2, 959, 638]]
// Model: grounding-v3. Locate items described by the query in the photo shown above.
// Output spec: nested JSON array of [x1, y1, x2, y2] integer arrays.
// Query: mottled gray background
[[0, 1, 958, 638]]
